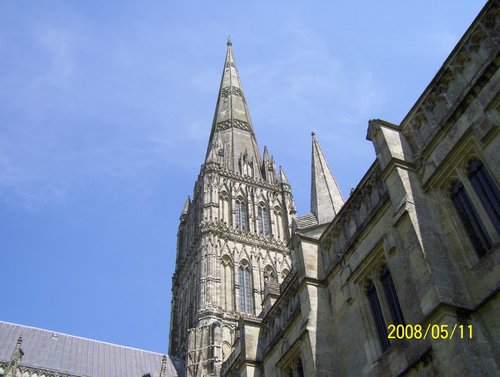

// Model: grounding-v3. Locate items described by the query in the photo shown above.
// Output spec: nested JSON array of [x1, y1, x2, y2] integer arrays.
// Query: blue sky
[[0, 1, 485, 354]]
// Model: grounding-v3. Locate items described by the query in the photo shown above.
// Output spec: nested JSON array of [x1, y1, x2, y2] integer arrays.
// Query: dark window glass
[[451, 182, 492, 257], [297, 358, 305, 377], [258, 206, 270, 235], [235, 200, 247, 230], [239, 265, 253, 313], [367, 281, 390, 352], [380, 266, 405, 326], [468, 160, 500, 233]]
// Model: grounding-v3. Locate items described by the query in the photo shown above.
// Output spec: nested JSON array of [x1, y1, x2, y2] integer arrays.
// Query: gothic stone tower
[[169, 40, 295, 377]]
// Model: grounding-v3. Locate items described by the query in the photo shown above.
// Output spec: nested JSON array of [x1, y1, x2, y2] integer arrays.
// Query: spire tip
[[227, 35, 232, 46]]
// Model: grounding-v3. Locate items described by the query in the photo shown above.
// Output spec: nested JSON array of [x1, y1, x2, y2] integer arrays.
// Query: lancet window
[[365, 264, 404, 353], [380, 266, 405, 327], [450, 181, 492, 257], [366, 280, 390, 352], [467, 159, 500, 233], [239, 262, 253, 314], [235, 198, 248, 231], [257, 204, 270, 235]]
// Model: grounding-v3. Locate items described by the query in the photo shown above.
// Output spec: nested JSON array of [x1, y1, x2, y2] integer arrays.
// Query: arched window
[[257, 205, 270, 235], [468, 160, 500, 233], [451, 181, 492, 257], [239, 263, 253, 314], [235, 199, 247, 231], [380, 265, 404, 326], [219, 191, 230, 224], [366, 280, 390, 352], [221, 256, 234, 311], [264, 266, 276, 283]]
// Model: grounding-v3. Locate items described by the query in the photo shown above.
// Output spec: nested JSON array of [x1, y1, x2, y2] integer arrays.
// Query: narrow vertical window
[[468, 160, 500, 233], [451, 181, 492, 257], [235, 199, 247, 230], [239, 264, 253, 313], [258, 205, 270, 235], [366, 280, 390, 352], [380, 266, 404, 326]]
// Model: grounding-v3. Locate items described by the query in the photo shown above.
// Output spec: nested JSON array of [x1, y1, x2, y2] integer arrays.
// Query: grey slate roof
[[295, 213, 318, 229], [0, 321, 184, 377]]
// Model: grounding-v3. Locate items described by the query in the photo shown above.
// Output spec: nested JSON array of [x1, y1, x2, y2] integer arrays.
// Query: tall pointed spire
[[310, 132, 345, 224], [205, 40, 262, 177]]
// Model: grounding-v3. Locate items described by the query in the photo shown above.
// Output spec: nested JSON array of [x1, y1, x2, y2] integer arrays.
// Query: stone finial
[[227, 35, 232, 46], [160, 355, 168, 377]]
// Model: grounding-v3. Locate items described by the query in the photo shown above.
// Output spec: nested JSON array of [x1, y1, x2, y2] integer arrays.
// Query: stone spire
[[205, 40, 262, 177], [310, 132, 345, 224]]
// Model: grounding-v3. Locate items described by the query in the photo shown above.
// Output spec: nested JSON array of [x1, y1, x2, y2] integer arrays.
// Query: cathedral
[[169, 1, 500, 376], [1, 1, 499, 376]]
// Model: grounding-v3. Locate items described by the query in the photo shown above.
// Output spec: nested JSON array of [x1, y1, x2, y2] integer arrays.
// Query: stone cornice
[[0, 361, 84, 377], [200, 220, 290, 252], [202, 163, 285, 191]]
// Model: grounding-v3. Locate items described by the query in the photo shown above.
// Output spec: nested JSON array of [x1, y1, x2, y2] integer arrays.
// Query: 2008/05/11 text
[[387, 324, 473, 340]]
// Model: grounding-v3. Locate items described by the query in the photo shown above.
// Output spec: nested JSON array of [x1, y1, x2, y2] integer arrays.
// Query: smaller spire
[[227, 35, 232, 46], [263, 146, 270, 161], [279, 166, 289, 184], [310, 132, 345, 224], [180, 197, 190, 220]]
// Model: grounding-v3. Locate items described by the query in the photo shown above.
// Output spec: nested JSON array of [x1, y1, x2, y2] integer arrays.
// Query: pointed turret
[[310, 132, 345, 224], [205, 39, 262, 177], [279, 166, 289, 185], [180, 197, 190, 221], [262, 146, 277, 183]]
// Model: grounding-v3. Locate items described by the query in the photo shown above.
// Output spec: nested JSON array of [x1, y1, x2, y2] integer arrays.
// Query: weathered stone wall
[[220, 2, 499, 376]]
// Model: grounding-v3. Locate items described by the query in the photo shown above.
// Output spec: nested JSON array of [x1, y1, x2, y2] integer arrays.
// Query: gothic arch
[[234, 196, 248, 231], [221, 254, 234, 312], [264, 264, 277, 283], [219, 188, 230, 224], [238, 259, 254, 314], [256, 202, 271, 236]]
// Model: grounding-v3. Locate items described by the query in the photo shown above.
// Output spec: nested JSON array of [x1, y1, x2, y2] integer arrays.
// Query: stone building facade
[[168, 40, 296, 377], [218, 1, 500, 376], [2, 2, 498, 377]]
